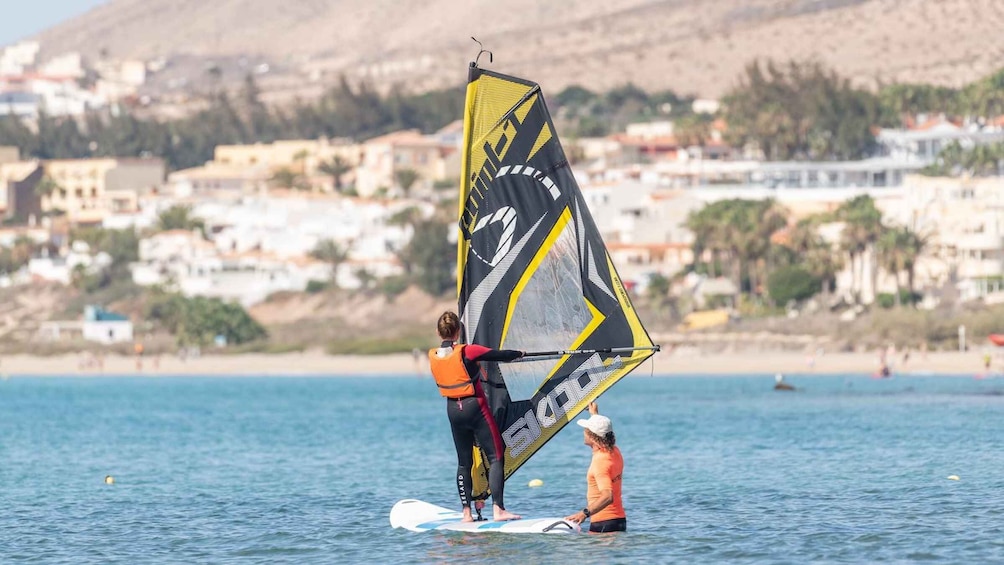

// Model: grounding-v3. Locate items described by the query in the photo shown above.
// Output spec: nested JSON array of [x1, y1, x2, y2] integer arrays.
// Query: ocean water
[[1, 373, 1003, 564]]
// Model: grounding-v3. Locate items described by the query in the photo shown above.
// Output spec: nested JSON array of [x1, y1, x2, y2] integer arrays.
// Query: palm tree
[[876, 228, 907, 307], [901, 228, 931, 306], [34, 175, 62, 213], [34, 175, 61, 198], [292, 149, 310, 176], [744, 199, 788, 295], [310, 239, 350, 286], [788, 216, 843, 297], [686, 203, 729, 278], [836, 195, 884, 304], [686, 199, 788, 297], [318, 155, 352, 193], [394, 168, 421, 198]]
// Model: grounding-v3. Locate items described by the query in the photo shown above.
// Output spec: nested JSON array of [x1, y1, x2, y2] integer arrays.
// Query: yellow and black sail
[[456, 65, 658, 499]]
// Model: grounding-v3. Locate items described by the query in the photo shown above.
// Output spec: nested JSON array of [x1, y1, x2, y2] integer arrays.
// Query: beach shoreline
[[0, 349, 995, 377]]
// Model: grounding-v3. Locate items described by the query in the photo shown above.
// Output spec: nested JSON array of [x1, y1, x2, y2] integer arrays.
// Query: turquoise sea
[[2, 374, 1003, 564]]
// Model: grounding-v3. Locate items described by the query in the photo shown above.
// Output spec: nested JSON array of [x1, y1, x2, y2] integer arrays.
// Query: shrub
[[876, 290, 922, 309], [767, 265, 821, 305], [305, 279, 329, 293]]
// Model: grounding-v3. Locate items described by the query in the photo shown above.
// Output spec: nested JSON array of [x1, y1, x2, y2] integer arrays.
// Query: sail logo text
[[502, 354, 622, 458]]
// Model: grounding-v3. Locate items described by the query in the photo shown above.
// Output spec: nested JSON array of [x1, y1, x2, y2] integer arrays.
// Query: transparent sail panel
[[500, 223, 591, 400]]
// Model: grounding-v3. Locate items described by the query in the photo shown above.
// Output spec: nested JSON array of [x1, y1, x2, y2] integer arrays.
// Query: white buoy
[[104, 475, 115, 485], [528, 478, 544, 488], [947, 475, 960, 481]]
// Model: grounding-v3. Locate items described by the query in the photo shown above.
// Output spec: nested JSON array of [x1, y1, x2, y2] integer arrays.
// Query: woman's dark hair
[[586, 430, 616, 451], [437, 311, 461, 339]]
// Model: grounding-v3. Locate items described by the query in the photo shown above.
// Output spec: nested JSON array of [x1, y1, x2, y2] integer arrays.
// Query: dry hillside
[[34, 0, 1004, 99]]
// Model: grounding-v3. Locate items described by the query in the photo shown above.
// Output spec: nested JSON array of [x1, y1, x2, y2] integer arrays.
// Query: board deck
[[390, 499, 580, 534]]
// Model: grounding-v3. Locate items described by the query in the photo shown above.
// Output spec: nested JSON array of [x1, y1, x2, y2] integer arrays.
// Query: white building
[[38, 305, 133, 344], [877, 120, 1004, 164], [888, 174, 1004, 303], [0, 41, 39, 76], [82, 305, 133, 344], [39, 52, 85, 78], [580, 181, 701, 285]]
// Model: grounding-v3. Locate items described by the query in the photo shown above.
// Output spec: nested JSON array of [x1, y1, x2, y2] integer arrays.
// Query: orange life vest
[[428, 344, 475, 398]]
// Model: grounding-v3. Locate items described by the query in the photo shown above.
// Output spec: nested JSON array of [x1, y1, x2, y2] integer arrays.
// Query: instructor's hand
[[588, 401, 599, 415], [564, 511, 587, 524]]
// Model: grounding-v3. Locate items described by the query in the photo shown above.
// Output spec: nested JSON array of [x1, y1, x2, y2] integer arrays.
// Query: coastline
[[0, 349, 994, 377]]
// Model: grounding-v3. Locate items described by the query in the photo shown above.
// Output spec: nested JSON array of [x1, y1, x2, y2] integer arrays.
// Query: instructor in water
[[565, 402, 626, 532], [430, 310, 522, 522]]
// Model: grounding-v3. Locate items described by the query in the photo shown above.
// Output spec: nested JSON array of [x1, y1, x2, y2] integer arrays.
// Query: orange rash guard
[[587, 445, 625, 522]]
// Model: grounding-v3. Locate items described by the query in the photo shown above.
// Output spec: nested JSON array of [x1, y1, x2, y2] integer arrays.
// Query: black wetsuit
[[441, 341, 522, 510]]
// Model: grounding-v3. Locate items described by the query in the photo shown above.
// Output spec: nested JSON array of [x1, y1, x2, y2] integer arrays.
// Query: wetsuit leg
[[447, 399, 475, 508], [472, 406, 505, 510]]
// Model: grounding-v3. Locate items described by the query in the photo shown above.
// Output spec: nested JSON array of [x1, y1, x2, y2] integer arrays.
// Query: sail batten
[[457, 66, 657, 500]]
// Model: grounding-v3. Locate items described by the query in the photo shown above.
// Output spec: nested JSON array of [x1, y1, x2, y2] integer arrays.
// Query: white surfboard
[[390, 499, 580, 534]]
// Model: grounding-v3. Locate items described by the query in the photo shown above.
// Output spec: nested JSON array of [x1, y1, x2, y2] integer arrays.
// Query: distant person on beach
[[134, 341, 144, 371], [565, 401, 626, 533], [429, 310, 523, 522], [411, 347, 421, 375], [877, 347, 891, 378]]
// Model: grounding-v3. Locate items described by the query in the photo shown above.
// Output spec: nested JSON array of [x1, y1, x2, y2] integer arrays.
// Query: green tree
[[318, 155, 353, 193], [835, 195, 885, 304], [292, 149, 310, 177], [767, 265, 821, 305], [146, 293, 266, 346], [269, 167, 308, 190], [156, 204, 205, 233], [686, 199, 789, 296], [386, 206, 424, 227], [34, 175, 61, 198], [722, 60, 880, 160], [876, 227, 908, 307], [786, 215, 842, 295], [673, 114, 713, 147], [397, 217, 454, 295], [311, 239, 350, 285], [394, 168, 421, 198], [645, 272, 672, 315]]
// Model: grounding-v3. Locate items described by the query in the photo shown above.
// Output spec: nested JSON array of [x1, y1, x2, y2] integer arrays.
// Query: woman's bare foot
[[461, 508, 475, 522], [493, 505, 521, 521]]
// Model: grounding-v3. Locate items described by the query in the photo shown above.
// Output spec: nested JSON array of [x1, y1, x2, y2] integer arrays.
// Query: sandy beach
[[0, 348, 996, 377]]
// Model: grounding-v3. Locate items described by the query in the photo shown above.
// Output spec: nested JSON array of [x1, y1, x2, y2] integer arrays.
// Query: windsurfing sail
[[456, 64, 659, 500]]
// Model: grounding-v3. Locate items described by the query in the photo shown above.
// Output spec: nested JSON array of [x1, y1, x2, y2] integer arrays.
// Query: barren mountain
[[34, 0, 1004, 99]]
